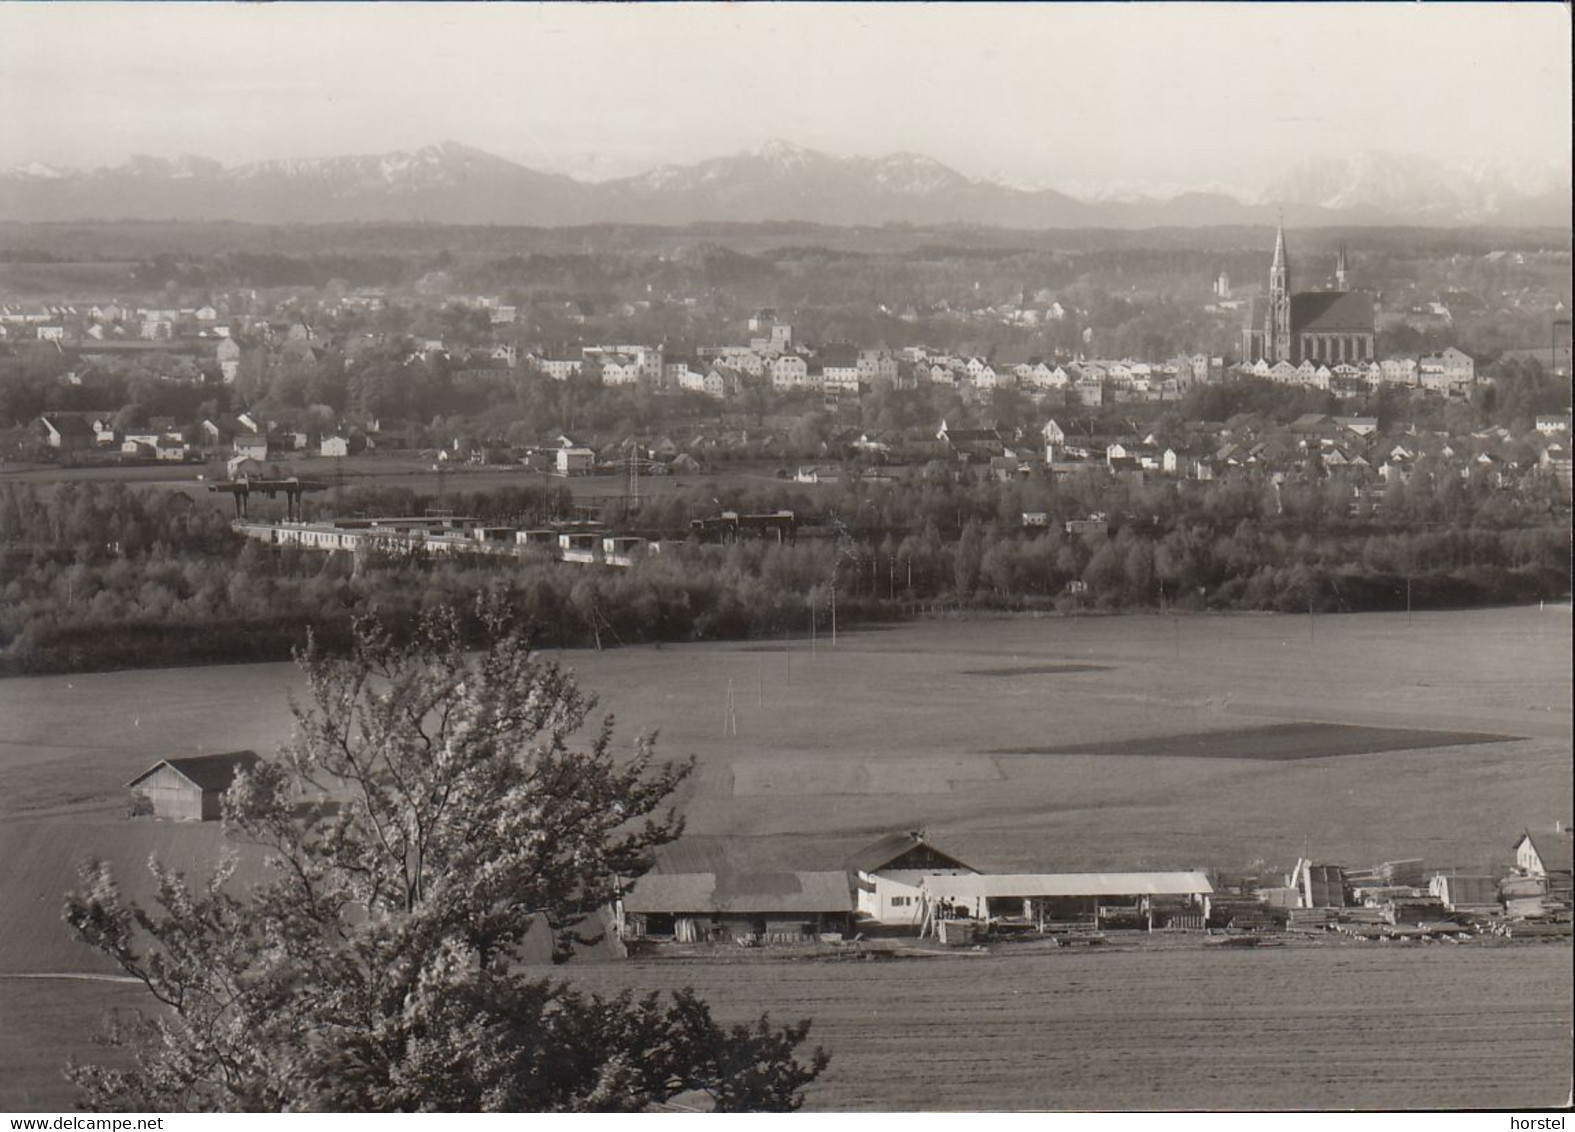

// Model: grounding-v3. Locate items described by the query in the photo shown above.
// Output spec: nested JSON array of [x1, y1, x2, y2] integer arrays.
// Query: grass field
[[993, 722, 1520, 761], [0, 605, 1569, 1109], [8, 944, 1567, 1112]]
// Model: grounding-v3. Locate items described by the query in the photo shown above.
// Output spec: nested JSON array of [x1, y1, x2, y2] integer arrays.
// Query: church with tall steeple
[[1241, 225, 1375, 365]]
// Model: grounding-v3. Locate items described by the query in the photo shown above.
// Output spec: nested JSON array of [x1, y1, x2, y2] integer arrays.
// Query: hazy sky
[[2, 2, 1569, 191]]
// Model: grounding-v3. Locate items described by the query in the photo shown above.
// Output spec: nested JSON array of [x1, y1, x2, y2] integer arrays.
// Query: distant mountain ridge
[[1, 140, 1567, 228]]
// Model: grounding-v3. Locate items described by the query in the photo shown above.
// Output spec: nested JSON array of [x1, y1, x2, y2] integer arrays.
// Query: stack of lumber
[[1505, 920, 1574, 939], [1288, 907, 1341, 930], [1379, 859, 1427, 887], [1389, 898, 1449, 925], [1339, 906, 1391, 925], [1210, 899, 1282, 931], [1350, 884, 1426, 905]]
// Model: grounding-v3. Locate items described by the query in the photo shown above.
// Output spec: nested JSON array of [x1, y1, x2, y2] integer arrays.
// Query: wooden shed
[[125, 751, 262, 821]]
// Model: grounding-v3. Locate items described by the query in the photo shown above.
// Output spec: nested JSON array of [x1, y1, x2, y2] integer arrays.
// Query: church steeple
[[1335, 244, 1349, 291], [1267, 221, 1292, 362]]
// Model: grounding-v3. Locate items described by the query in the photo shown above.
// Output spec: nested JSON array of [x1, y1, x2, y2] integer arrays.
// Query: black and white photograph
[[0, 0, 1570, 1117]]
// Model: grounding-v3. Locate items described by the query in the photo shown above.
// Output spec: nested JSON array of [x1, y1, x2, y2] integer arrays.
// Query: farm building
[[918, 872, 1213, 935], [617, 870, 856, 944], [1513, 829, 1573, 880], [1429, 874, 1501, 913], [125, 751, 262, 821], [1289, 859, 1348, 908], [845, 831, 978, 926]]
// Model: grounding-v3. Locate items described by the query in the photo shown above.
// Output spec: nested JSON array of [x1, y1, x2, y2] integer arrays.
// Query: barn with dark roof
[[125, 751, 262, 821], [618, 870, 855, 943]]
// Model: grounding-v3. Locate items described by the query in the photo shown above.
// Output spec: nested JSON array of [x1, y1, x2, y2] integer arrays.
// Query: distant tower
[[1266, 223, 1293, 363], [1335, 245, 1349, 292], [1216, 271, 1231, 299]]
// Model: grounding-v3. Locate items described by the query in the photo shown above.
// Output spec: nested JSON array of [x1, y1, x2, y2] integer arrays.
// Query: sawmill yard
[[0, 605, 1570, 1108]]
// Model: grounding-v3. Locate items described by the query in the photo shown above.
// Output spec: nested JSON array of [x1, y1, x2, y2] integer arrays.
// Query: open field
[[994, 722, 1521, 761], [0, 605, 1570, 1108], [8, 943, 1566, 1112], [564, 945, 1574, 1111], [962, 663, 1112, 676]]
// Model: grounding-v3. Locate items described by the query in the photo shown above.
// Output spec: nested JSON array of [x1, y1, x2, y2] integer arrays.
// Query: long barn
[[919, 871, 1214, 935], [618, 870, 856, 944], [125, 751, 262, 821]]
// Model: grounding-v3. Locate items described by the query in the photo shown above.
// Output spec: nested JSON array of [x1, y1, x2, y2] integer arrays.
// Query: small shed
[[125, 751, 262, 821], [1429, 874, 1500, 913]]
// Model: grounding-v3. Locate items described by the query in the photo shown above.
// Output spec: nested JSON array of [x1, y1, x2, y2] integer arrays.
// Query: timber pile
[[1338, 906, 1390, 925], [1389, 898, 1449, 925], [1503, 920, 1573, 939], [1350, 884, 1427, 905], [1209, 899, 1282, 931], [1287, 907, 1340, 930]]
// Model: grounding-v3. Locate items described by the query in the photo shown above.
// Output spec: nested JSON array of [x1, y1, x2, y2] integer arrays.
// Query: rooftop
[[621, 870, 856, 915], [126, 750, 262, 792]]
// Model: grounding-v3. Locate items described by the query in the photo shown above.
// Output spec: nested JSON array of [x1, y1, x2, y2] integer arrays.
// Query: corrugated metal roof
[[126, 751, 261, 792], [921, 872, 1213, 900], [622, 870, 855, 914]]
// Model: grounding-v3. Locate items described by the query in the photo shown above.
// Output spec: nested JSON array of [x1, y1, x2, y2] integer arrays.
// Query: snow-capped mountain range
[[0, 140, 1566, 228]]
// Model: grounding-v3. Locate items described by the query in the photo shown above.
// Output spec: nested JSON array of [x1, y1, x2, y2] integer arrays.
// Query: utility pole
[[831, 571, 837, 647]]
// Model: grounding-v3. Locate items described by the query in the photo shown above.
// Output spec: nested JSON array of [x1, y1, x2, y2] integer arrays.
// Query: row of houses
[[1236, 347, 1477, 398], [235, 514, 660, 569], [525, 339, 1481, 409], [30, 409, 370, 462]]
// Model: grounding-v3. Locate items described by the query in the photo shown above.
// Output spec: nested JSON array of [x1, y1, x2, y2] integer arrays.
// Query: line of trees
[[0, 473, 1567, 676]]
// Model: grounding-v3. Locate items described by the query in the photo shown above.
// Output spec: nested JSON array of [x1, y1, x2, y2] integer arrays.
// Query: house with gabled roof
[[1514, 829, 1573, 880], [845, 831, 978, 926], [126, 751, 262, 821], [35, 414, 96, 451]]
